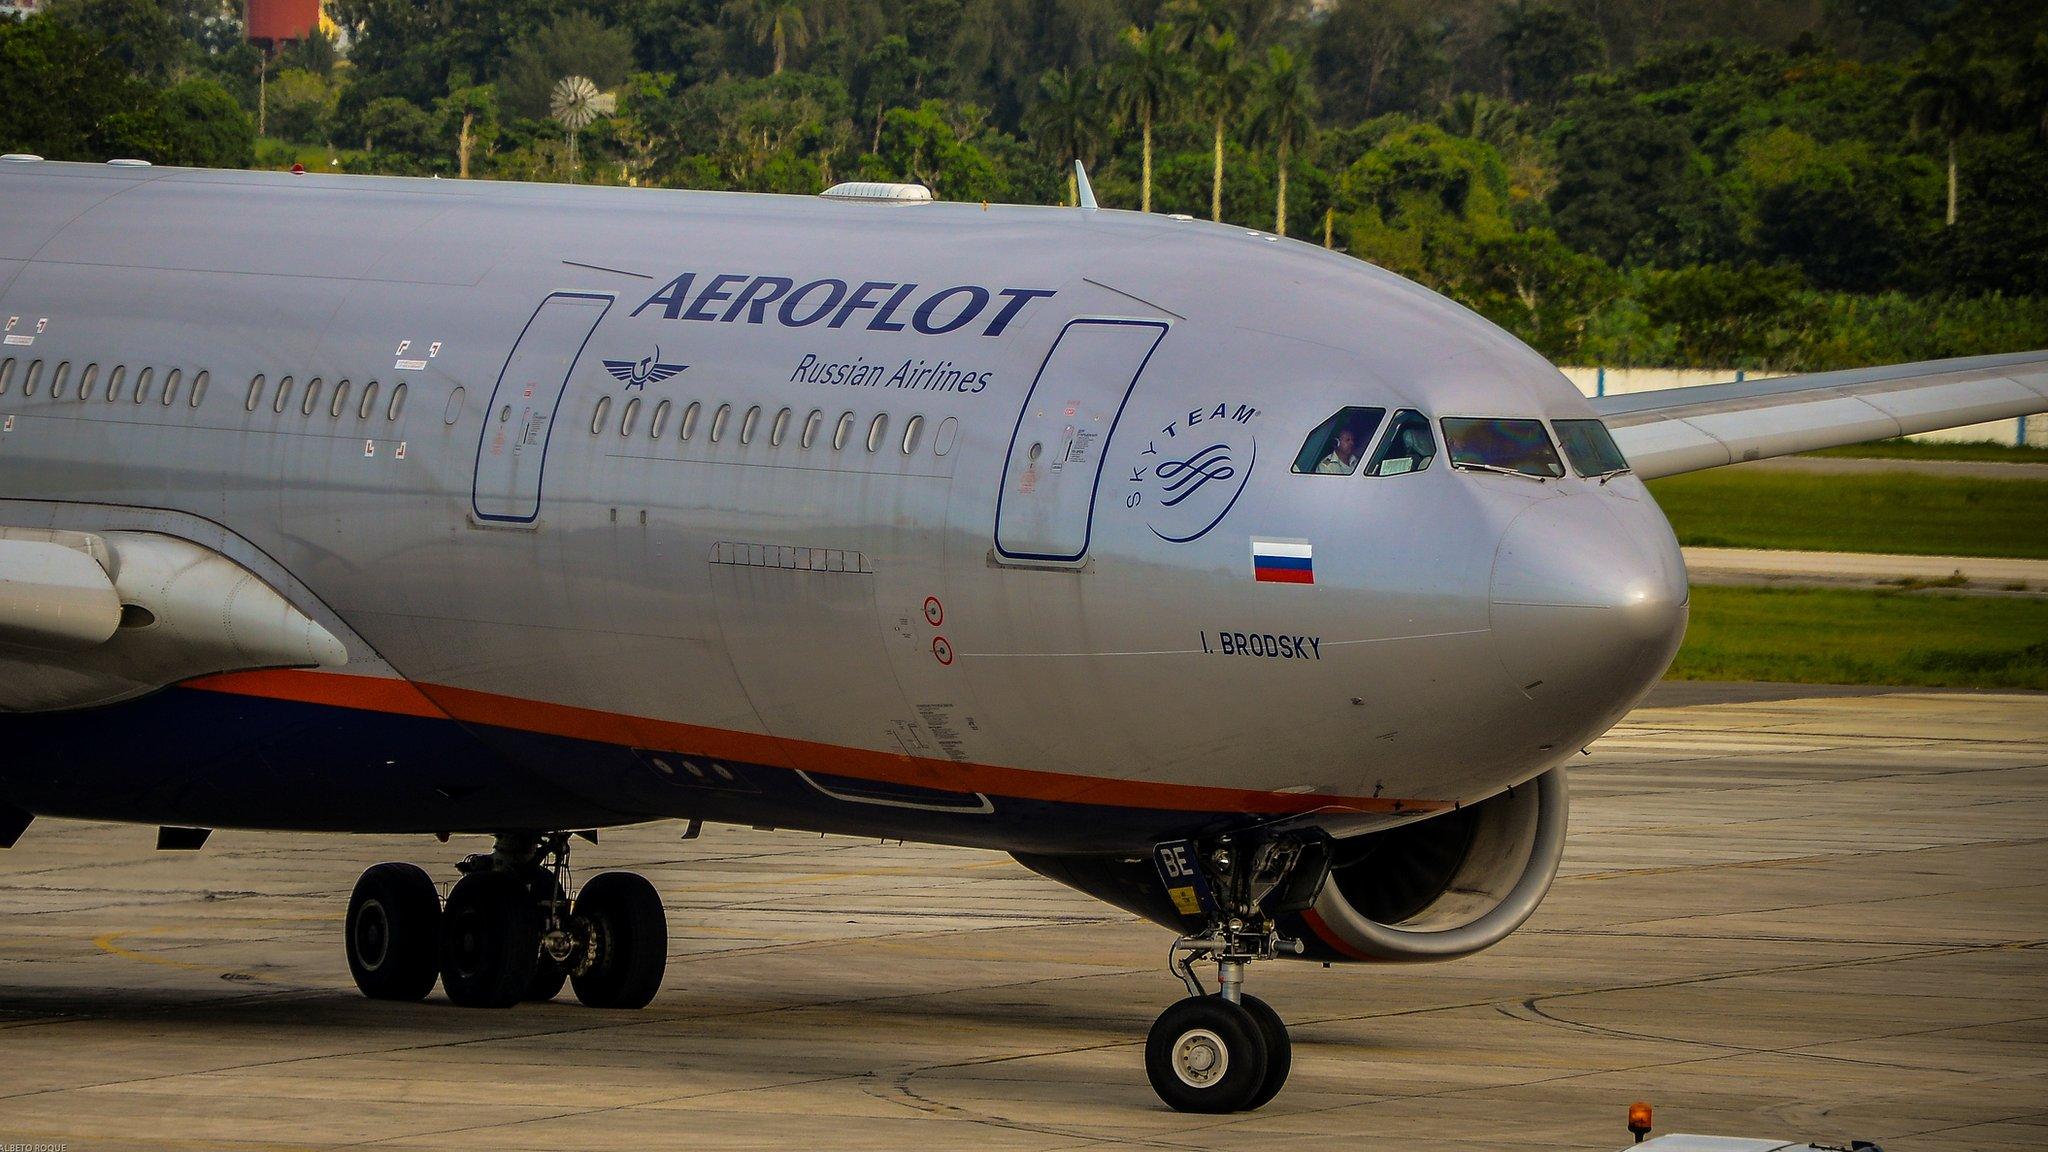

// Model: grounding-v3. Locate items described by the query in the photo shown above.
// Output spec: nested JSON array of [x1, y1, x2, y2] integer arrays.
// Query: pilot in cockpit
[[1314, 426, 1364, 474]]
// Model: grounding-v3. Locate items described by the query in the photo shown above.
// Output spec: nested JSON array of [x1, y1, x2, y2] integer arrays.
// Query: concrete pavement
[[0, 687, 2043, 1150]]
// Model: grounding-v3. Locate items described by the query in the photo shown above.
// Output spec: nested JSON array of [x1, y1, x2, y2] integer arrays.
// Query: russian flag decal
[[1251, 538, 1313, 584]]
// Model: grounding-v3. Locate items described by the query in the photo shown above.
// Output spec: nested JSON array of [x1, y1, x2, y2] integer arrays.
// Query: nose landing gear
[[341, 832, 668, 1011], [1143, 837, 1326, 1113]]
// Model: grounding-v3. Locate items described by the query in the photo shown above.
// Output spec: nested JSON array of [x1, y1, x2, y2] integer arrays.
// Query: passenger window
[[1441, 417, 1565, 479], [0, 357, 12, 394], [902, 413, 924, 455], [801, 409, 823, 448], [386, 382, 407, 421], [770, 407, 791, 447], [833, 411, 855, 450], [1291, 406, 1386, 475], [23, 359, 41, 396], [190, 370, 208, 407], [740, 405, 760, 444], [161, 369, 182, 406], [358, 381, 380, 420], [650, 399, 671, 438], [331, 380, 352, 418], [620, 396, 641, 436], [1366, 410, 1436, 476], [591, 395, 612, 434], [1553, 418, 1631, 479], [51, 361, 70, 399], [710, 403, 730, 442], [303, 377, 324, 416], [79, 363, 98, 400], [679, 401, 699, 440], [133, 367, 152, 404], [866, 412, 888, 452], [273, 375, 295, 414], [246, 374, 266, 412], [105, 365, 125, 402]]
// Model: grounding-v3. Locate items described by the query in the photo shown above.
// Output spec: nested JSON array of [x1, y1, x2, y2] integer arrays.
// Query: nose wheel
[[1142, 836, 1324, 1112]]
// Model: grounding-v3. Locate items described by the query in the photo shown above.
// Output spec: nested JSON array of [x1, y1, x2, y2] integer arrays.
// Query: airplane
[[1, 153, 2043, 1113]]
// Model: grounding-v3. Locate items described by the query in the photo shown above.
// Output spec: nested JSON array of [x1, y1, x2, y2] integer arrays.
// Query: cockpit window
[[1553, 419, 1631, 478], [1291, 406, 1386, 476], [1440, 417, 1566, 479], [1366, 410, 1436, 476]]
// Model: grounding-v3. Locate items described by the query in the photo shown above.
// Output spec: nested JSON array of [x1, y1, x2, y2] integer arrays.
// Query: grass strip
[[1647, 470, 2048, 558], [1803, 438, 2048, 464], [1669, 585, 2048, 690]]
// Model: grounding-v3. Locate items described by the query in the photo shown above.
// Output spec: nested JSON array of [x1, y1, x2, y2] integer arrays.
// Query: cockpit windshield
[[1292, 406, 1387, 476], [1440, 418, 1566, 479], [1553, 418, 1631, 478], [1366, 410, 1435, 476]]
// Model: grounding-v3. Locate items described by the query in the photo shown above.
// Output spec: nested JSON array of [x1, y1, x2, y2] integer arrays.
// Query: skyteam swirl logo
[[1122, 399, 1263, 543]]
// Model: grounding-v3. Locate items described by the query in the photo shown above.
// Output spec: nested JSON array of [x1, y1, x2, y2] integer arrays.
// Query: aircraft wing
[[1591, 350, 2048, 480]]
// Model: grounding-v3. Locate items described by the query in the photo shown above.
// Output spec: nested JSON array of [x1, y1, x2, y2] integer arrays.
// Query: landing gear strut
[[341, 832, 668, 1011], [1144, 837, 1325, 1113]]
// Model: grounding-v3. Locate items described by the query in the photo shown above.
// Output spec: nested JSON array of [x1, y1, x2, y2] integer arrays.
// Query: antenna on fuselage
[[1074, 160, 1098, 211]]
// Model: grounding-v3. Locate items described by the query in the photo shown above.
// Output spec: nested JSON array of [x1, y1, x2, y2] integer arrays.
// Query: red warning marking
[[931, 636, 953, 666], [923, 596, 944, 627]]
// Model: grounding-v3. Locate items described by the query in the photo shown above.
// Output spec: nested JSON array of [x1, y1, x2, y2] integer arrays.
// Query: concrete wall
[[1559, 366, 2041, 446]]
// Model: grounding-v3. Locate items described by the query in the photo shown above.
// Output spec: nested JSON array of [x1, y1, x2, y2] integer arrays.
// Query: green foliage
[[1647, 470, 2048, 558], [7, 0, 2045, 373]]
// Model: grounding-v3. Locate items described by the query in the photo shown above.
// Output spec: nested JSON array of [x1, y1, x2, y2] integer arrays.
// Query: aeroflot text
[[632, 273, 1057, 337]]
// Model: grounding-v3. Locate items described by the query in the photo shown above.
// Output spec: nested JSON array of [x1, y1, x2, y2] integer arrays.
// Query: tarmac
[[1, 685, 2043, 1151]]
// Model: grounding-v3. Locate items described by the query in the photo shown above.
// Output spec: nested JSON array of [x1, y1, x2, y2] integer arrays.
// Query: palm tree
[[1904, 40, 1996, 227], [1191, 30, 1252, 223], [1247, 45, 1316, 237], [1025, 68, 1106, 207], [723, 0, 811, 76], [1104, 24, 1190, 214]]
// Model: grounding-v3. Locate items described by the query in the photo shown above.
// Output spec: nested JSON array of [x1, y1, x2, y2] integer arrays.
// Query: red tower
[[245, 0, 320, 44]]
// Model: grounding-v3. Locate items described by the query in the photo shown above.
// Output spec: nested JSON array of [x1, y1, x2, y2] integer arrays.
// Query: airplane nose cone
[[1489, 496, 1688, 712]]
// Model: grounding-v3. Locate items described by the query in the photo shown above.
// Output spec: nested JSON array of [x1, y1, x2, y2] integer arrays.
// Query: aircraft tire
[[527, 958, 569, 1001], [345, 862, 441, 1002], [1146, 996, 1270, 1113], [1237, 995, 1292, 1110], [569, 871, 667, 1010], [439, 871, 540, 1008]]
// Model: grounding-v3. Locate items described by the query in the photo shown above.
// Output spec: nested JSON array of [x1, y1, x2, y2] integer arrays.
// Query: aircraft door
[[994, 318, 1168, 563], [471, 292, 612, 524]]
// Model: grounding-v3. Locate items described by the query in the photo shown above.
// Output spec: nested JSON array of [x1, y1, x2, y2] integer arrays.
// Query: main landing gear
[[1144, 837, 1326, 1113], [343, 832, 667, 1010]]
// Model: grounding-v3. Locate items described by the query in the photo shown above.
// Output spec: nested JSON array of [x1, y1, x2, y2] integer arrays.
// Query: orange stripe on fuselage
[[182, 668, 1445, 818]]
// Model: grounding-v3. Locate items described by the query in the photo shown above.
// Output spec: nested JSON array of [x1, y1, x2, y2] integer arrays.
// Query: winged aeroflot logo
[[602, 348, 688, 390]]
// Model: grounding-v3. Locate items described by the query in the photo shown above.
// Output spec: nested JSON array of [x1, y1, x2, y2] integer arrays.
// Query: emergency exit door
[[994, 318, 1169, 563], [471, 292, 612, 524]]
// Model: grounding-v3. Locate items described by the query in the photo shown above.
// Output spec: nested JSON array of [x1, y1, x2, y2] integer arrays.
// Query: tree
[[1104, 23, 1189, 213], [0, 16, 164, 161], [44, 0, 191, 85], [1904, 38, 1998, 226], [1191, 29, 1253, 222], [437, 85, 497, 179], [1496, 2, 1606, 105], [265, 68, 334, 145], [723, 0, 813, 77], [1468, 228, 1618, 360], [1642, 263, 1806, 367], [156, 76, 256, 168], [1247, 44, 1315, 236], [497, 13, 633, 121], [1547, 89, 1696, 265], [1024, 67, 1105, 206]]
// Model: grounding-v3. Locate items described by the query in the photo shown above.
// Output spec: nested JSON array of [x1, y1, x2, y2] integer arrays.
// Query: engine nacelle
[[1281, 768, 1568, 962], [1014, 768, 1568, 964]]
